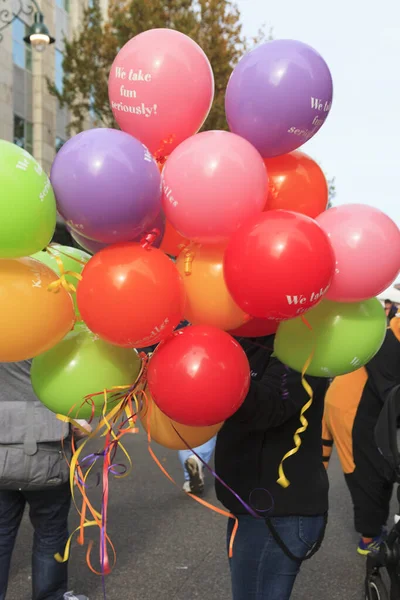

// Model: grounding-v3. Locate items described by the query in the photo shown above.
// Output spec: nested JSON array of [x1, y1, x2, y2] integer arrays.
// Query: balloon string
[[141, 389, 273, 558], [48, 244, 89, 266], [276, 315, 315, 488], [57, 393, 134, 574], [55, 357, 147, 575], [45, 246, 84, 294], [170, 423, 271, 519]]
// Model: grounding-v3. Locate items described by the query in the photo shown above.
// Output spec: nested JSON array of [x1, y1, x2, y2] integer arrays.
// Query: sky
[[235, 0, 400, 229]]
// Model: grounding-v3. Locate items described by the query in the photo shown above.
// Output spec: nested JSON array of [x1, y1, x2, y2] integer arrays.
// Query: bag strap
[[265, 513, 328, 564], [24, 401, 37, 456]]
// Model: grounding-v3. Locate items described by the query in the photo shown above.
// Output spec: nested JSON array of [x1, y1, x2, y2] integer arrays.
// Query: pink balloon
[[162, 131, 268, 244], [316, 204, 400, 302], [108, 29, 214, 157]]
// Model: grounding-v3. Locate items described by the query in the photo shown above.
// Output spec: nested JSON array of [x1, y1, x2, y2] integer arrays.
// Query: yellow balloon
[[0, 258, 75, 361], [176, 243, 248, 331], [139, 390, 222, 450]]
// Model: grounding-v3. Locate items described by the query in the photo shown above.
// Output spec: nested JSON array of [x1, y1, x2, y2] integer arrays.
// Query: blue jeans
[[228, 514, 326, 600], [179, 437, 216, 481], [0, 484, 71, 600]]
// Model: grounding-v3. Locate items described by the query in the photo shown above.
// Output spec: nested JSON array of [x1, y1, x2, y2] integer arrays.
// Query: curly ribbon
[[140, 228, 161, 250], [45, 246, 86, 294], [55, 357, 147, 578], [183, 249, 195, 276], [276, 315, 315, 488], [55, 394, 127, 573]]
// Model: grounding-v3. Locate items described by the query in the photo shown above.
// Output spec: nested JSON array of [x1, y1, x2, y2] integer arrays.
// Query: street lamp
[[24, 9, 55, 51], [0, 0, 55, 50]]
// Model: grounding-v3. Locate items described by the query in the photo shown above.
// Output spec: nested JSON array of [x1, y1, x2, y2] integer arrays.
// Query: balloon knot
[[154, 134, 175, 166], [141, 228, 160, 250], [47, 271, 82, 294], [184, 250, 195, 276]]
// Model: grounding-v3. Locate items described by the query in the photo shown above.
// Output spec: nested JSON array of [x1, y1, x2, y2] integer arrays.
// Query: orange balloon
[[140, 390, 222, 450], [264, 150, 328, 218], [0, 258, 75, 362], [176, 244, 249, 331], [160, 219, 189, 257]]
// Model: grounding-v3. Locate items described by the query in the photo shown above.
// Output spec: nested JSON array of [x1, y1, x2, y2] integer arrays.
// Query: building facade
[[0, 0, 108, 174]]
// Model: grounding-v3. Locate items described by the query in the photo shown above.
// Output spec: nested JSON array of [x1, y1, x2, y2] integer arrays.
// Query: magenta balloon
[[69, 212, 166, 254], [50, 128, 162, 244], [316, 204, 400, 302], [225, 40, 333, 158]]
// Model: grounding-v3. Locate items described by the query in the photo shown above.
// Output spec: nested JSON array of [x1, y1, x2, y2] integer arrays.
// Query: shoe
[[184, 455, 204, 495], [183, 481, 191, 493], [357, 535, 383, 556], [64, 593, 89, 600]]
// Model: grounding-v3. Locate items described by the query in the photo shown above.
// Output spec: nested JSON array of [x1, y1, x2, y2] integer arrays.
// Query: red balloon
[[147, 325, 250, 426], [263, 151, 328, 218], [224, 210, 335, 320], [229, 318, 278, 338], [77, 243, 185, 347]]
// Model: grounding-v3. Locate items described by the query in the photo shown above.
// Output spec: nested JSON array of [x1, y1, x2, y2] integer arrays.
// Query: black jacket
[[215, 336, 329, 516]]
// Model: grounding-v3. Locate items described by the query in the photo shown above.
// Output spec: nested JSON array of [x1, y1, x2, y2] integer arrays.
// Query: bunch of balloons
[[2, 26, 400, 581], [1, 27, 400, 444]]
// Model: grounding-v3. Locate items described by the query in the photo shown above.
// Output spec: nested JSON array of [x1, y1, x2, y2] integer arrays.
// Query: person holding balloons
[[214, 334, 330, 600]]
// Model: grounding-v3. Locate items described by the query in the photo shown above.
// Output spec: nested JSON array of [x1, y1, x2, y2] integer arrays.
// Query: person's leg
[[345, 471, 392, 553], [27, 483, 71, 600], [0, 491, 26, 600], [180, 437, 216, 494], [228, 514, 325, 600], [178, 449, 192, 481], [195, 436, 216, 465]]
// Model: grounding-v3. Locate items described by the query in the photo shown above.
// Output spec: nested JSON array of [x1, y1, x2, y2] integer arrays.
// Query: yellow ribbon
[[54, 359, 147, 569], [183, 249, 195, 276], [276, 316, 315, 488], [45, 247, 83, 294]]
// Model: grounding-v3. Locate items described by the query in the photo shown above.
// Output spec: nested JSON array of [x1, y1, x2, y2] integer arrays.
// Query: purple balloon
[[225, 40, 333, 158], [50, 128, 162, 244], [69, 212, 166, 254]]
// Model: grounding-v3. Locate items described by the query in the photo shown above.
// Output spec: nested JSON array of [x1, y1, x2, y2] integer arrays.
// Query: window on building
[[12, 17, 32, 70], [55, 50, 64, 93], [55, 137, 66, 153], [56, 0, 70, 12], [13, 115, 33, 155]]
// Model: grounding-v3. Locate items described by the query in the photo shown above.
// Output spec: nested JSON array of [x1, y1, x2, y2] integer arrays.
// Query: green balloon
[[0, 141, 56, 258], [31, 325, 142, 419], [274, 298, 387, 377], [31, 244, 91, 314]]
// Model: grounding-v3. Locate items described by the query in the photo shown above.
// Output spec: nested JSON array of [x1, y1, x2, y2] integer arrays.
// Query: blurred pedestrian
[[384, 298, 398, 323], [323, 316, 400, 554], [179, 437, 216, 495], [0, 360, 89, 600]]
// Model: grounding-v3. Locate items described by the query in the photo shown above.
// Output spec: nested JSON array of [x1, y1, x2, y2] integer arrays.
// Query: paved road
[[6, 430, 396, 600]]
